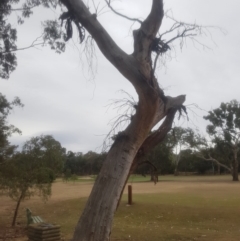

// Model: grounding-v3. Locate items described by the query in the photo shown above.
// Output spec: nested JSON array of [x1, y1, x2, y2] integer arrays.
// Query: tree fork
[[61, 0, 186, 240]]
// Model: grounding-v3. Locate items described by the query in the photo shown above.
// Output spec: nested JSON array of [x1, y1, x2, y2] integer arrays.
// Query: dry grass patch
[[0, 175, 240, 241]]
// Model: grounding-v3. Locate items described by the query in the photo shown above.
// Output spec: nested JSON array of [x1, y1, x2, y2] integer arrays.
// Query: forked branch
[[1, 35, 45, 54], [152, 11, 223, 75], [196, 154, 232, 172]]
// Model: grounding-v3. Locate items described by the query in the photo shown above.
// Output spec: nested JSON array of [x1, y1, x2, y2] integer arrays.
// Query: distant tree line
[[1, 92, 240, 226], [63, 151, 107, 177], [132, 99, 240, 180]]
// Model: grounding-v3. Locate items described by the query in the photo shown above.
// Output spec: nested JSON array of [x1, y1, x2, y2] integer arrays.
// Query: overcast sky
[[1, 0, 240, 153]]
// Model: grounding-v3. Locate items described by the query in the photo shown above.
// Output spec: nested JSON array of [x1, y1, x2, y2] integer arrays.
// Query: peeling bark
[[60, 1, 186, 240]]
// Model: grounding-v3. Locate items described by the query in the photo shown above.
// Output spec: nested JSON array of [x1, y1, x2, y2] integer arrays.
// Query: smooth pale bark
[[197, 155, 235, 177], [174, 150, 181, 176], [199, 145, 239, 181], [60, 1, 186, 240]]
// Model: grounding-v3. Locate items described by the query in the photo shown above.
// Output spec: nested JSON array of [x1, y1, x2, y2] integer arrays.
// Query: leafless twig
[[102, 90, 137, 151], [104, 0, 142, 24], [1, 34, 46, 54], [0, 4, 39, 12], [152, 10, 225, 75], [196, 154, 231, 172], [82, 35, 98, 81]]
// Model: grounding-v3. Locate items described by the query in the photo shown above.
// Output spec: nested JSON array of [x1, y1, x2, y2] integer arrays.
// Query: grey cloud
[[2, 0, 240, 153]]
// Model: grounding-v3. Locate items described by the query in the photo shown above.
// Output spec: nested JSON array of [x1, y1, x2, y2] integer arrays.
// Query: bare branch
[[102, 91, 137, 151], [66, 0, 152, 95], [161, 12, 224, 48], [197, 154, 231, 173], [1, 35, 45, 54], [160, 22, 182, 38], [104, 0, 142, 24], [82, 35, 98, 80], [165, 12, 226, 34], [151, 10, 225, 74], [0, 4, 39, 12], [136, 160, 158, 184], [137, 107, 178, 159], [133, 0, 164, 61], [142, 0, 164, 37]]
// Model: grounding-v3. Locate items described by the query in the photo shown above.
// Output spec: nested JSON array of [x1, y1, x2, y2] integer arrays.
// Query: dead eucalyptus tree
[[1, 0, 216, 240], [63, 1, 195, 240]]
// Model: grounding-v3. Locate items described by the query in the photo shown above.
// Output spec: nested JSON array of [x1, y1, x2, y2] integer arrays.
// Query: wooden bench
[[26, 208, 44, 225]]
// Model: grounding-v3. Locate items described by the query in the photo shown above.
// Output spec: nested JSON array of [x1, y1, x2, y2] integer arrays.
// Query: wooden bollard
[[128, 185, 132, 205]]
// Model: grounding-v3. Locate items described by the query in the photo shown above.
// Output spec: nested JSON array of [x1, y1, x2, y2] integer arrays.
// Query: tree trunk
[[174, 151, 181, 176], [150, 172, 158, 182], [150, 173, 154, 181], [63, 0, 186, 240], [72, 100, 184, 241], [212, 162, 215, 175], [217, 163, 220, 175], [72, 119, 155, 240], [12, 189, 25, 227], [232, 148, 239, 181]]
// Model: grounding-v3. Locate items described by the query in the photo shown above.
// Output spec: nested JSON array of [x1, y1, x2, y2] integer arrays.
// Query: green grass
[[113, 192, 240, 241], [61, 174, 152, 183], [60, 174, 233, 184], [127, 175, 152, 183], [2, 175, 240, 241], [148, 174, 234, 182], [59, 177, 95, 183], [24, 198, 87, 240], [58, 174, 154, 184], [120, 174, 233, 183]]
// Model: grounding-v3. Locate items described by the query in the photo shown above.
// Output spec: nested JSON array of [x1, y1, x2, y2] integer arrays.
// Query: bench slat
[[32, 216, 43, 223], [26, 208, 44, 225]]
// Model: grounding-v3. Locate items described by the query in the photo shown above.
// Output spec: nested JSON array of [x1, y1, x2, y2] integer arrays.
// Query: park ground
[[0, 175, 240, 241]]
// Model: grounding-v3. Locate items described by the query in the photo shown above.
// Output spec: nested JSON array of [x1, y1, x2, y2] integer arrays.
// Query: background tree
[[0, 134, 65, 226], [0, 0, 63, 79], [136, 138, 174, 180], [83, 151, 106, 175], [163, 129, 229, 175], [195, 142, 237, 177], [23, 135, 66, 175], [63, 168, 72, 182], [64, 151, 80, 176], [63, 151, 106, 176], [170, 127, 193, 176], [176, 149, 193, 174], [0, 92, 23, 164], [1, 0, 216, 240], [165, 129, 228, 175], [176, 149, 213, 175], [204, 100, 240, 181]]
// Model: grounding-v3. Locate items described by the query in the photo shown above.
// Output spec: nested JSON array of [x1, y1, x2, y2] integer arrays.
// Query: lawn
[[0, 175, 240, 241]]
